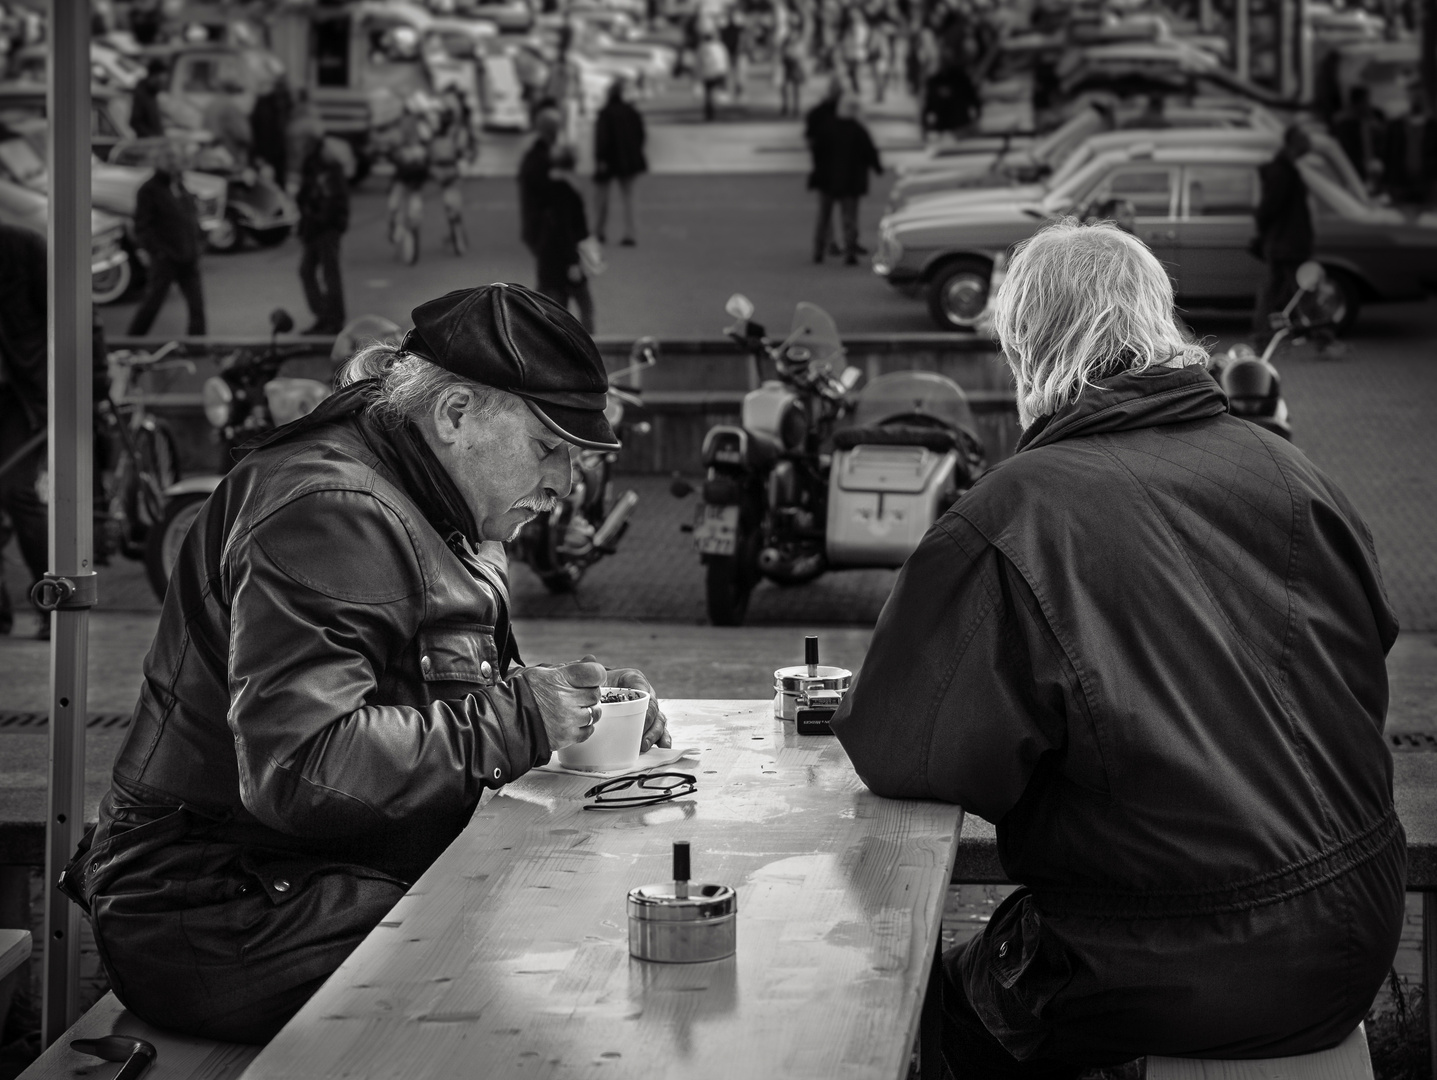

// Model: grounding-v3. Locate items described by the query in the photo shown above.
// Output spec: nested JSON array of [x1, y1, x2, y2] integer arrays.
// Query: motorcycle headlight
[[203, 376, 234, 427]]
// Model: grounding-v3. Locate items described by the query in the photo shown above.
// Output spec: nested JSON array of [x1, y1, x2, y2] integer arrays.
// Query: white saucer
[[534, 745, 700, 779]]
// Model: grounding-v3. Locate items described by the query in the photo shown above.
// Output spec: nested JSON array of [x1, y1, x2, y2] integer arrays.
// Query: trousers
[[299, 230, 346, 334], [813, 193, 859, 260], [127, 255, 205, 337]]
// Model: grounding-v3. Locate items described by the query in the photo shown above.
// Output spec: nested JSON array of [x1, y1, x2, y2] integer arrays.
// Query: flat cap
[[401, 282, 619, 450]]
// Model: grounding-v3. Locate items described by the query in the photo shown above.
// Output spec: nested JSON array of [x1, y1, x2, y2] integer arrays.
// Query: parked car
[[876, 140, 1437, 331], [135, 41, 286, 133], [0, 117, 227, 274], [6, 41, 147, 93], [454, 0, 535, 34], [890, 99, 1279, 212], [0, 176, 132, 304]]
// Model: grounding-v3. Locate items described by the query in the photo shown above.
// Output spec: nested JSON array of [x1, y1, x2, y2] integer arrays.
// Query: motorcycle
[[1209, 260, 1333, 443], [507, 338, 658, 593], [143, 308, 342, 598], [676, 295, 988, 626]]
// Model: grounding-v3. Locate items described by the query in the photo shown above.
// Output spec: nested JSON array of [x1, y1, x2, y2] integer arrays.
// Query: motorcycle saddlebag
[[826, 442, 959, 568]]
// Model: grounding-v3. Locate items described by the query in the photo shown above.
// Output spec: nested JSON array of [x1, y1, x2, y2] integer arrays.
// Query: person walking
[[778, 15, 808, 118], [536, 147, 601, 333], [1252, 125, 1313, 347], [430, 91, 472, 256], [129, 59, 166, 139], [296, 132, 349, 335], [813, 93, 882, 264], [697, 31, 730, 121], [126, 144, 205, 337], [593, 79, 647, 246], [519, 103, 563, 280]]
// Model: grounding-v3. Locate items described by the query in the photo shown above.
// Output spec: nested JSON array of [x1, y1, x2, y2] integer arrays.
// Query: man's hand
[[524, 660, 606, 750], [587, 657, 670, 753]]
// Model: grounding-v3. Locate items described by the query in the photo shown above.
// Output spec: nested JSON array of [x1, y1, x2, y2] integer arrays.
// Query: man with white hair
[[61, 284, 669, 1042], [832, 220, 1402, 1073]]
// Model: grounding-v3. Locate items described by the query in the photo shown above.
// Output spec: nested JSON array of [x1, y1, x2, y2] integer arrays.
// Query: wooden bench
[[1147, 1024, 1373, 1079], [16, 992, 259, 1080]]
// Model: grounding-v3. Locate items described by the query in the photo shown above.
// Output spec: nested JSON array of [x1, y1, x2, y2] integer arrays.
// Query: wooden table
[[240, 701, 965, 1080]]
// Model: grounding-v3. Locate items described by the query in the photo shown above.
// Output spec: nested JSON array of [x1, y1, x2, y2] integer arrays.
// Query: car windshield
[[0, 137, 44, 185], [1030, 109, 1108, 167]]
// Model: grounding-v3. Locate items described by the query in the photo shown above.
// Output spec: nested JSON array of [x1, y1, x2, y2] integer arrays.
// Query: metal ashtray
[[774, 636, 851, 720], [628, 842, 737, 963]]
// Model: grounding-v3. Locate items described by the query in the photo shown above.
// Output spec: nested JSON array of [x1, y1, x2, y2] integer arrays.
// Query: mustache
[[514, 494, 564, 515]]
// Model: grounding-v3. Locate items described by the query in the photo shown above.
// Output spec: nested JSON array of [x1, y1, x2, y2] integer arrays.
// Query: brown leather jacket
[[89, 396, 551, 883]]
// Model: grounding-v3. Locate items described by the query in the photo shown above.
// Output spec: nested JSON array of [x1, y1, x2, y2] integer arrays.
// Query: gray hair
[[337, 343, 527, 428], [990, 219, 1209, 426]]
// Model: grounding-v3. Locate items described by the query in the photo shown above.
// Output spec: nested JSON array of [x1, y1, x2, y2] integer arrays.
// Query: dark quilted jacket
[[833, 364, 1403, 1057]]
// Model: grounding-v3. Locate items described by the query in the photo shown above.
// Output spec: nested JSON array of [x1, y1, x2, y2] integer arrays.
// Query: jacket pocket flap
[[417, 624, 498, 683]]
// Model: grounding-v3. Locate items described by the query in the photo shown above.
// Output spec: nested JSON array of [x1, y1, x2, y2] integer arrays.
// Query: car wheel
[[91, 259, 131, 306], [250, 226, 291, 247], [927, 258, 992, 332], [144, 492, 206, 601], [206, 214, 241, 254], [1322, 267, 1362, 334]]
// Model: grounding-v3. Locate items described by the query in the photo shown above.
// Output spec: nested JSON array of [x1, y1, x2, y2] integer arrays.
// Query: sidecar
[[825, 371, 987, 568]]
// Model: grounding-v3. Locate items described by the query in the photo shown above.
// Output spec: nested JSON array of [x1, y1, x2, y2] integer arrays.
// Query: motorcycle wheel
[[525, 515, 584, 593], [143, 492, 207, 601], [449, 220, 469, 257], [1322, 267, 1362, 334], [705, 555, 752, 626], [91, 259, 132, 306], [398, 227, 419, 266], [250, 226, 291, 247]]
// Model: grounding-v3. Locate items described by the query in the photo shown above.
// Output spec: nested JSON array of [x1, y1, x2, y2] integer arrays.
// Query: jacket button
[[480, 660, 493, 680], [493, 767, 502, 780], [420, 655, 432, 675], [997, 941, 1008, 957], [273, 879, 291, 894]]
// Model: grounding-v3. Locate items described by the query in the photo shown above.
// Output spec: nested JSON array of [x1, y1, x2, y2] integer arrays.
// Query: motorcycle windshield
[[846, 371, 979, 436], [786, 302, 843, 365]]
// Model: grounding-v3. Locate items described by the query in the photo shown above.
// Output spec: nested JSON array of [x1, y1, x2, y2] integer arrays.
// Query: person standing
[[1382, 86, 1437, 205], [250, 73, 293, 184], [697, 31, 731, 121], [535, 148, 599, 334], [593, 79, 647, 246], [805, 75, 844, 257], [519, 103, 563, 280], [813, 94, 882, 264], [126, 144, 205, 337], [129, 60, 166, 139], [1252, 125, 1313, 346], [1332, 85, 1387, 189], [296, 133, 350, 335]]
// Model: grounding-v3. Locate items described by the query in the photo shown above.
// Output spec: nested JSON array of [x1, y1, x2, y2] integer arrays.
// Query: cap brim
[[523, 397, 621, 451]]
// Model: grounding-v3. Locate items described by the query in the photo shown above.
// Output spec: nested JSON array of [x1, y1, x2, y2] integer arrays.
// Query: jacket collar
[[1016, 364, 1228, 454]]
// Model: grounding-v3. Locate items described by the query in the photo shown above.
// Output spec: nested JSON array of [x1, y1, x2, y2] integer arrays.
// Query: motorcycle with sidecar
[[677, 295, 988, 626]]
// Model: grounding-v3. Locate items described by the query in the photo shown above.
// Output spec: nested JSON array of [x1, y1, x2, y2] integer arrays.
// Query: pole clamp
[[30, 572, 98, 612]]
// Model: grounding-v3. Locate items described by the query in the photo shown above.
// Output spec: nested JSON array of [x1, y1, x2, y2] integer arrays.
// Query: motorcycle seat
[[832, 425, 960, 453]]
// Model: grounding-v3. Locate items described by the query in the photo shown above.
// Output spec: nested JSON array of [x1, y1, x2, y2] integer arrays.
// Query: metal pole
[[1279, 0, 1297, 100], [1426, 892, 1437, 1080], [41, 0, 93, 1047], [1235, 0, 1250, 83]]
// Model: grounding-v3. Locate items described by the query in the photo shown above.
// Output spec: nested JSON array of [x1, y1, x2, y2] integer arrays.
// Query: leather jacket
[[85, 395, 552, 884]]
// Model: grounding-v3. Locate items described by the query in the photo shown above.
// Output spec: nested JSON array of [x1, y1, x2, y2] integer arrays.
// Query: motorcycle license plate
[[693, 504, 739, 556]]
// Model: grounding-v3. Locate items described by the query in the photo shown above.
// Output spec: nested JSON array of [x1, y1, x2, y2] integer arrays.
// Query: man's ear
[[430, 389, 470, 446]]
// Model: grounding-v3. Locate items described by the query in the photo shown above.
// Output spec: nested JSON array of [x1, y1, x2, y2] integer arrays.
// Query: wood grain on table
[[240, 701, 964, 1080]]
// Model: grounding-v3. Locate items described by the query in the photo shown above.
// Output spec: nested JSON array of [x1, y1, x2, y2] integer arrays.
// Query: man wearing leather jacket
[[62, 283, 670, 1043], [832, 221, 1402, 1074]]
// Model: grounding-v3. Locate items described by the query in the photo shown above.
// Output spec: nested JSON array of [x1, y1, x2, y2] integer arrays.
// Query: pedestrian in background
[[1382, 86, 1437, 205], [805, 76, 844, 257], [778, 16, 808, 118], [127, 143, 205, 337], [813, 94, 882, 264], [536, 147, 600, 333], [296, 131, 349, 335], [698, 32, 730, 121], [1332, 85, 1387, 189], [593, 79, 647, 246], [719, 8, 746, 102], [250, 72, 293, 184], [520, 103, 563, 278], [130, 59, 166, 139], [1252, 125, 1313, 347]]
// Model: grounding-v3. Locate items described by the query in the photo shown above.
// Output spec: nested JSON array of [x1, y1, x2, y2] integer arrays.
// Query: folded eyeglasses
[[583, 770, 698, 810]]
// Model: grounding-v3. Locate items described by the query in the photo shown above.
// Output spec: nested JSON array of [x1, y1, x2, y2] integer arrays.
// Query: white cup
[[555, 689, 651, 772]]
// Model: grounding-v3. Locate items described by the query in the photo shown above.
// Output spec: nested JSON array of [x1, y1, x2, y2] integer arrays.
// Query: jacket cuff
[[510, 673, 553, 770]]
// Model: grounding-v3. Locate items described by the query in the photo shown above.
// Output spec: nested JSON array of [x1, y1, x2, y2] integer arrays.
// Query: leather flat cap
[[400, 283, 619, 450]]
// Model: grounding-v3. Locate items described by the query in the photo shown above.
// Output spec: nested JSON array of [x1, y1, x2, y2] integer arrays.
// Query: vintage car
[[6, 41, 147, 93], [0, 176, 132, 304], [0, 118, 227, 270], [891, 100, 1280, 212], [875, 140, 1437, 331], [0, 83, 135, 161], [453, 0, 536, 35]]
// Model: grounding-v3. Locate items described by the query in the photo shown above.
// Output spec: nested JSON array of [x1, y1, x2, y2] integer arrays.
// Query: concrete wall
[[111, 334, 1020, 478]]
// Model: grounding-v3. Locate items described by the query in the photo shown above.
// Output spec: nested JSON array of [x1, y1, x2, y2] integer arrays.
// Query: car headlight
[[203, 377, 233, 427], [874, 230, 903, 275]]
